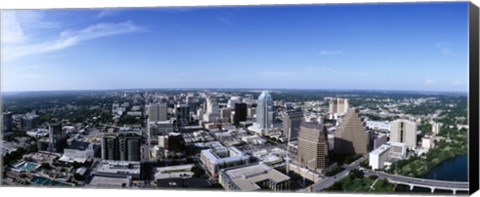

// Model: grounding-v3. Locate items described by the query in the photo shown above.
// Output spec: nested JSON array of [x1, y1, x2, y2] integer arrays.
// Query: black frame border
[[469, 1, 479, 195]]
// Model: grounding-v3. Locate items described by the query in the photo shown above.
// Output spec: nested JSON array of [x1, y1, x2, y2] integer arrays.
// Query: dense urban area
[[1, 89, 469, 193]]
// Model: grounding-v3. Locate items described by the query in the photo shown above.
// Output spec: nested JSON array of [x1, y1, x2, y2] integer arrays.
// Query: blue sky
[[1, 2, 470, 92]]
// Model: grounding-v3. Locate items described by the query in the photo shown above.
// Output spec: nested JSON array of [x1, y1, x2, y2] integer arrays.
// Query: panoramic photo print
[[0, 2, 472, 195]]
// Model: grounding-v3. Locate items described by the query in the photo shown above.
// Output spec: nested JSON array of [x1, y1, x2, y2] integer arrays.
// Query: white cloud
[[1, 12, 28, 44], [435, 42, 455, 56], [453, 80, 462, 85], [425, 78, 435, 85], [3, 21, 143, 61], [318, 50, 343, 55]]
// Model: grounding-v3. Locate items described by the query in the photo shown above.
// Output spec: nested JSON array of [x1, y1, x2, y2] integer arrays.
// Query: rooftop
[[223, 163, 290, 191]]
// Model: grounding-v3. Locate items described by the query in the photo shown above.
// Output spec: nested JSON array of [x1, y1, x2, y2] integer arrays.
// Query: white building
[[227, 96, 242, 109], [421, 133, 436, 150], [203, 96, 220, 122], [366, 120, 390, 131], [369, 144, 392, 170], [388, 141, 407, 159], [390, 119, 417, 149], [200, 146, 250, 177], [432, 122, 442, 134], [248, 91, 273, 135], [59, 141, 96, 164]]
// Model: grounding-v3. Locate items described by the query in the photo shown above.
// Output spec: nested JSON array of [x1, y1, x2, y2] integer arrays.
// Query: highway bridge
[[365, 171, 469, 194], [306, 155, 469, 194]]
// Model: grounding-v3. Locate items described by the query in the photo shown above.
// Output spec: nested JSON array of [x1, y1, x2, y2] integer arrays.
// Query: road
[[307, 154, 468, 192], [308, 155, 368, 192], [363, 170, 469, 191]]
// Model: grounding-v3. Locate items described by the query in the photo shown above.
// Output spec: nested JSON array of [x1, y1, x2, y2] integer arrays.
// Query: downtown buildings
[[101, 132, 142, 161], [390, 119, 417, 149], [297, 122, 329, 170], [249, 91, 274, 135], [334, 108, 370, 155], [283, 110, 303, 140]]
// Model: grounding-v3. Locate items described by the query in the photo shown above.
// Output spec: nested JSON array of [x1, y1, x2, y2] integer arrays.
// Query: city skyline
[[1, 2, 470, 92]]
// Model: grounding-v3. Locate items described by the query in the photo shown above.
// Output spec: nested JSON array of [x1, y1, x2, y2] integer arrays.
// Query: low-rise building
[[219, 163, 290, 191], [369, 144, 391, 170], [200, 146, 250, 177], [94, 160, 141, 179]]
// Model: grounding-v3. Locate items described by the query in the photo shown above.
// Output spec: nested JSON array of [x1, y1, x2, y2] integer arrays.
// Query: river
[[395, 154, 468, 194]]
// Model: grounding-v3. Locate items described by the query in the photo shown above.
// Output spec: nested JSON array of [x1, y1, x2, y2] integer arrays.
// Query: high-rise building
[[21, 114, 39, 130], [283, 110, 303, 140], [203, 96, 220, 122], [328, 98, 349, 116], [390, 119, 417, 149], [2, 112, 13, 132], [220, 108, 231, 123], [48, 123, 67, 153], [101, 133, 142, 161], [149, 102, 168, 122], [250, 91, 273, 135], [297, 122, 329, 170], [233, 103, 247, 126], [432, 122, 442, 135], [175, 104, 190, 128], [334, 108, 370, 155], [102, 134, 118, 160]]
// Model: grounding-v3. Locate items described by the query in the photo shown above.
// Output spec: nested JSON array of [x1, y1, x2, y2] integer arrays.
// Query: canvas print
[[0, 2, 474, 195]]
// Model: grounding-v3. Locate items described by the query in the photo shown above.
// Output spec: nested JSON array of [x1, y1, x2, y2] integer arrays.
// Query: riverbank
[[386, 129, 468, 177]]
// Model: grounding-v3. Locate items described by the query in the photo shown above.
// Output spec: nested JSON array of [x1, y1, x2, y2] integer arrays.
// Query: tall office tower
[[234, 103, 248, 126], [203, 96, 220, 122], [297, 122, 329, 170], [390, 119, 417, 149], [48, 123, 66, 153], [227, 96, 242, 109], [175, 104, 190, 128], [2, 112, 13, 132], [102, 134, 119, 160], [101, 133, 142, 161], [220, 108, 232, 123], [149, 102, 168, 122], [432, 122, 442, 135], [334, 108, 370, 155], [283, 110, 303, 140], [328, 98, 349, 116], [255, 91, 274, 130]]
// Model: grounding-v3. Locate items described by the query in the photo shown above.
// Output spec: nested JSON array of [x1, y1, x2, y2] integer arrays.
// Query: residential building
[[390, 119, 417, 149]]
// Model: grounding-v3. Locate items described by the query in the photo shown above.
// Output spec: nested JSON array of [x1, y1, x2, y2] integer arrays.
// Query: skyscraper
[[101, 133, 142, 161], [254, 91, 273, 131], [48, 123, 67, 153], [175, 104, 190, 128], [2, 112, 13, 132], [329, 98, 349, 116], [233, 103, 248, 126], [283, 110, 303, 140], [334, 108, 370, 155], [297, 122, 329, 170], [203, 96, 220, 122], [390, 119, 417, 149], [149, 102, 168, 122]]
